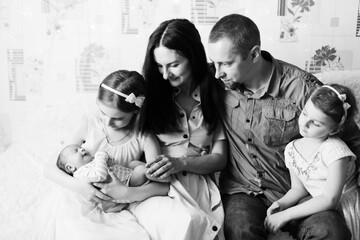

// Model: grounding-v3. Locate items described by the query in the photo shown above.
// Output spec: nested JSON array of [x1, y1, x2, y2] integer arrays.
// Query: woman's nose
[[162, 68, 170, 79]]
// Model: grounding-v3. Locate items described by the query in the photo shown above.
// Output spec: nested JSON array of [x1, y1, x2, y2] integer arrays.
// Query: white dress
[[36, 114, 221, 240], [129, 87, 225, 240]]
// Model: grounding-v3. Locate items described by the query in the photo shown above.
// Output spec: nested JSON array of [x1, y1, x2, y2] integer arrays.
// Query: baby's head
[[57, 144, 93, 175]]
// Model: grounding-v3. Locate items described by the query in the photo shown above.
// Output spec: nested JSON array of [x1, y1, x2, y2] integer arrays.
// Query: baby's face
[[65, 145, 93, 170]]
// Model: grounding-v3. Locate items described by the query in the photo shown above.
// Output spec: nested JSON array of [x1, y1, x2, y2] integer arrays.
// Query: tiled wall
[[0, 0, 359, 145]]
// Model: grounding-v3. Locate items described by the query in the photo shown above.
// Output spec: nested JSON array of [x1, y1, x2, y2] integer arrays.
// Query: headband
[[101, 83, 145, 108], [322, 85, 351, 125]]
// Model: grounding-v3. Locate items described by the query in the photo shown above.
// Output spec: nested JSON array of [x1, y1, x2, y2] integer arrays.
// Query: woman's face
[[97, 100, 135, 130], [153, 45, 193, 89]]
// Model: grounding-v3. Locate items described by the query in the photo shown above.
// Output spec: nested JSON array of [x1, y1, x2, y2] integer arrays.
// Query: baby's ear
[[65, 164, 76, 173]]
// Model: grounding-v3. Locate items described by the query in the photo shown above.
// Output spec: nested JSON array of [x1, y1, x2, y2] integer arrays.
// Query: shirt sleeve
[[74, 151, 109, 182], [321, 138, 357, 166]]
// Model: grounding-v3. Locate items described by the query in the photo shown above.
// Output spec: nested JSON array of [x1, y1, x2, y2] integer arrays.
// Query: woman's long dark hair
[[142, 18, 224, 134]]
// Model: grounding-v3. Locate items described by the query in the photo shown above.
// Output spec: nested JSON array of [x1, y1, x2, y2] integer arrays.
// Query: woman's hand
[[146, 155, 185, 180], [76, 178, 112, 204], [94, 171, 131, 201]]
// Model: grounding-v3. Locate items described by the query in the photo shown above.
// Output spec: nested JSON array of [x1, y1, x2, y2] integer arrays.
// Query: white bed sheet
[[0, 143, 54, 240]]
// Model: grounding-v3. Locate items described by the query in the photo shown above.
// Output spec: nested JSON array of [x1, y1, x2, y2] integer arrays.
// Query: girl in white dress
[[264, 84, 358, 237], [38, 70, 169, 240]]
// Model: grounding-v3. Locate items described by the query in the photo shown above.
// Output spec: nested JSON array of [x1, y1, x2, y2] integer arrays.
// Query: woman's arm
[[265, 158, 349, 233], [146, 139, 227, 179], [43, 119, 111, 203]]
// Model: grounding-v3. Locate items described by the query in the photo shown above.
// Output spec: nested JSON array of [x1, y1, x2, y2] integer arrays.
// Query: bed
[[1, 71, 359, 240]]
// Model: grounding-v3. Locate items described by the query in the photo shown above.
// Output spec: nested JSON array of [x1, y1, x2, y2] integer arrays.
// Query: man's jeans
[[222, 193, 351, 240]]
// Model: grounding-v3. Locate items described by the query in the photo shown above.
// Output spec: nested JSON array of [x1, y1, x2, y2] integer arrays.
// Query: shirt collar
[[236, 51, 278, 99], [261, 51, 279, 98], [173, 86, 201, 102]]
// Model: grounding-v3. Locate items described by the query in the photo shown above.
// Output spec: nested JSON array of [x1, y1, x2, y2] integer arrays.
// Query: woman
[[133, 18, 228, 240]]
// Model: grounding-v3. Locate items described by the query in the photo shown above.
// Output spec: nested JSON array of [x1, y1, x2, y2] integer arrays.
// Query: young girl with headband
[[40, 70, 169, 240], [264, 84, 358, 235]]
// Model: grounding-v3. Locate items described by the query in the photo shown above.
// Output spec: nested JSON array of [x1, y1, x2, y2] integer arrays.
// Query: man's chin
[[225, 82, 240, 90]]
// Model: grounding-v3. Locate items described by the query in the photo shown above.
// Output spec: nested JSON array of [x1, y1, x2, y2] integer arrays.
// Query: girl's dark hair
[[142, 18, 224, 134], [98, 70, 146, 113], [311, 84, 358, 132]]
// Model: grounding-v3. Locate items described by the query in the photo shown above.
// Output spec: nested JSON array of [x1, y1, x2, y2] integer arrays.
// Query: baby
[[57, 144, 165, 212]]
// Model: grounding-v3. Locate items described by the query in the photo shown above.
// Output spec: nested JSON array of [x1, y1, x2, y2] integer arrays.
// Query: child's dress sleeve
[[74, 151, 109, 182]]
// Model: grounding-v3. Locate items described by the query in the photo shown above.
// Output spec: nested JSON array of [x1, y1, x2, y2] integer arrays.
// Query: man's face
[[208, 38, 253, 90]]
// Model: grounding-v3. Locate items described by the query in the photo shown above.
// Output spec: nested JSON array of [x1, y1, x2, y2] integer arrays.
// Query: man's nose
[[214, 66, 224, 79]]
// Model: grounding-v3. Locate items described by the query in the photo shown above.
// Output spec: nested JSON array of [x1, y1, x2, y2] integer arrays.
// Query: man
[[208, 13, 360, 240]]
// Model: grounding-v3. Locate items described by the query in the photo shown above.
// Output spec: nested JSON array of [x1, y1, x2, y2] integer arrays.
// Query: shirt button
[[192, 116, 195, 119], [246, 119, 250, 123], [212, 226, 218, 231], [183, 134, 188, 139], [248, 138, 252, 142], [179, 113, 185, 118]]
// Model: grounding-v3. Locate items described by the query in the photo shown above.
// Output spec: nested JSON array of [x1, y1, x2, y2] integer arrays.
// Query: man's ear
[[65, 164, 76, 173], [250, 45, 261, 62]]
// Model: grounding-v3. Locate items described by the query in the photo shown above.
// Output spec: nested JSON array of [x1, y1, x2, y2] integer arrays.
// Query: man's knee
[[223, 194, 268, 240], [296, 211, 351, 240]]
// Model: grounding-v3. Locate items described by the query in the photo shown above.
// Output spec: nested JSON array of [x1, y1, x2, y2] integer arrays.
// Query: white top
[[285, 137, 356, 197]]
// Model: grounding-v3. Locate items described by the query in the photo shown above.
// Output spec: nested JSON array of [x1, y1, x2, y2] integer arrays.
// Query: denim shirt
[[220, 51, 322, 202]]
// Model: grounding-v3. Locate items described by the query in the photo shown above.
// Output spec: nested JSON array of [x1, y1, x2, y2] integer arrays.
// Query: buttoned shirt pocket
[[262, 100, 298, 147]]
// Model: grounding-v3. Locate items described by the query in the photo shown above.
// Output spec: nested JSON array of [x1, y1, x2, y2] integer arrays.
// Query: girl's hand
[[264, 211, 289, 234], [267, 201, 281, 216], [146, 155, 185, 180], [94, 171, 131, 201], [76, 179, 112, 204]]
